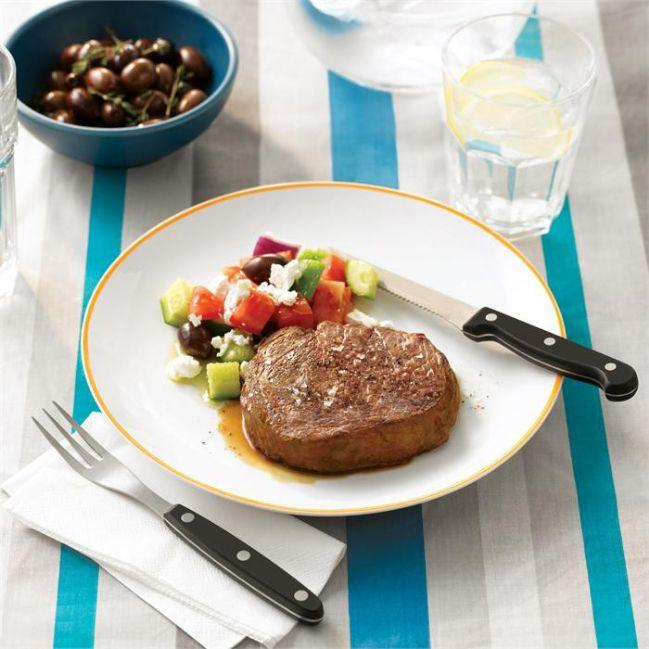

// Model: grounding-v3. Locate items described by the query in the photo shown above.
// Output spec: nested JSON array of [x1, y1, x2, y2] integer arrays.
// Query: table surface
[[1, 1, 648, 648]]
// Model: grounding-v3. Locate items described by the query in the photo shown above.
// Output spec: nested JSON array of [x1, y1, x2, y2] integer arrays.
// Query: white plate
[[83, 182, 563, 516]]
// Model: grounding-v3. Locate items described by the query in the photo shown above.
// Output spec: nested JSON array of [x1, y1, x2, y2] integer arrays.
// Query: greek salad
[[160, 234, 389, 401]]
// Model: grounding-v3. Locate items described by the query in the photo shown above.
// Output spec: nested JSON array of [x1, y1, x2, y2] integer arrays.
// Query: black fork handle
[[163, 505, 324, 624]]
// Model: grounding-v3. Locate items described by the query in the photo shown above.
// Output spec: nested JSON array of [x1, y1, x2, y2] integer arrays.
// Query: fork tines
[[32, 402, 108, 473]]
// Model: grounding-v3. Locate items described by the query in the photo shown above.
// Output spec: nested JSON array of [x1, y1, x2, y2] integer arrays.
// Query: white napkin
[[2, 413, 345, 649]]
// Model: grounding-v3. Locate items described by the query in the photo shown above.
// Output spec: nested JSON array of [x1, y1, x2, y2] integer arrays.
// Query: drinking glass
[[442, 14, 596, 239], [0, 45, 17, 297]]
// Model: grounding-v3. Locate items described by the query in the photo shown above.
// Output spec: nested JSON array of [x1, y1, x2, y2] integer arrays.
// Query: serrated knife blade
[[373, 263, 477, 330]]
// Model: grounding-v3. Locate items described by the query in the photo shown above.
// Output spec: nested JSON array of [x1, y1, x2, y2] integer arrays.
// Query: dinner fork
[[32, 402, 324, 624]]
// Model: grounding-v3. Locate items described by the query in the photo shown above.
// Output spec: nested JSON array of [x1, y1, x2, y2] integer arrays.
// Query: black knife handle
[[463, 307, 638, 401], [163, 505, 324, 624]]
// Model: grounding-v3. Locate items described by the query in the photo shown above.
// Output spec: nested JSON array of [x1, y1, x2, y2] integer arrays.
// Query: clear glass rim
[[0, 44, 16, 101], [441, 12, 597, 109]]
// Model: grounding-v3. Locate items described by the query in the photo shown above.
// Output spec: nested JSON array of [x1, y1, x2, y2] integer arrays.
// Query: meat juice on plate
[[444, 57, 576, 239], [218, 401, 316, 484]]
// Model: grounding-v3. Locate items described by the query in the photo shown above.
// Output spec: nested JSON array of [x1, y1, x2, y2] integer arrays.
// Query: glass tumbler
[[442, 14, 596, 239], [0, 44, 17, 297]]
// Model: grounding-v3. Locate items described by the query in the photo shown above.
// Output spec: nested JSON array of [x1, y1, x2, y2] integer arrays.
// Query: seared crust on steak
[[240, 322, 460, 473]]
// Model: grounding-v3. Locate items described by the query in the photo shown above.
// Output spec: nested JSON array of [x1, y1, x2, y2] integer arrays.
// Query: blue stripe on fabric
[[346, 507, 431, 648], [328, 72, 399, 188], [54, 167, 127, 649], [542, 202, 637, 648], [328, 71, 430, 648], [516, 15, 638, 648]]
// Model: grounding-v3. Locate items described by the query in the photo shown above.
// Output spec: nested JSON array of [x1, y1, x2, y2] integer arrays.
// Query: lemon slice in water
[[446, 59, 573, 161]]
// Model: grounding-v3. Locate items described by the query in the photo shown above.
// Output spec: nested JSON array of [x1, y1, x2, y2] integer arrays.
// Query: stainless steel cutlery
[[33, 402, 324, 624]]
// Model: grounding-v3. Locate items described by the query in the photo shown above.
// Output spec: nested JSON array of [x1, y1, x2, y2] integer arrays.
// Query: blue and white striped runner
[[1, 1, 647, 648]]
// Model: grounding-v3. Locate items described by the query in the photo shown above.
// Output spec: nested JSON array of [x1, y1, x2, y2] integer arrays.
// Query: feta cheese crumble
[[257, 282, 298, 306], [223, 279, 253, 322], [270, 260, 304, 290], [257, 259, 304, 306], [239, 361, 249, 379], [165, 353, 202, 381], [211, 329, 253, 357], [346, 309, 394, 329], [188, 313, 202, 327]]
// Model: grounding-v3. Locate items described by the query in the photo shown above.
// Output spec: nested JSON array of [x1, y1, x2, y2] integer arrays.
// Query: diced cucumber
[[207, 362, 241, 400], [293, 259, 325, 300], [219, 343, 255, 363], [345, 260, 378, 300], [160, 278, 193, 326], [298, 248, 328, 261]]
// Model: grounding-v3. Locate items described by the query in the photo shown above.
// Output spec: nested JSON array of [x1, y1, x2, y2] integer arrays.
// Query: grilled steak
[[240, 322, 460, 473]]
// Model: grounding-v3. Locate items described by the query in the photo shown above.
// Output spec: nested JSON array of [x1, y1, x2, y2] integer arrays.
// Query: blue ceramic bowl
[[6, 0, 237, 167]]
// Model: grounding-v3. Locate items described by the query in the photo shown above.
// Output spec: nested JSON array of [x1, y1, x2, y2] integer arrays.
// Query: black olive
[[110, 43, 137, 72], [42, 90, 68, 112], [242, 254, 288, 285], [134, 37, 153, 55], [120, 57, 156, 93], [154, 63, 174, 94], [133, 89, 167, 117], [101, 101, 126, 127], [85, 67, 118, 94], [50, 109, 75, 124], [48, 70, 68, 91], [41, 36, 210, 129], [65, 72, 84, 89], [176, 88, 207, 114], [178, 46, 210, 80], [77, 39, 103, 61], [60, 43, 81, 69], [66, 87, 100, 122], [149, 37, 175, 63], [178, 322, 213, 359]]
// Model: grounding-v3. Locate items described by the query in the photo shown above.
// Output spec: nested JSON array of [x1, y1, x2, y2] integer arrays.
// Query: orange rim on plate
[[82, 181, 564, 515]]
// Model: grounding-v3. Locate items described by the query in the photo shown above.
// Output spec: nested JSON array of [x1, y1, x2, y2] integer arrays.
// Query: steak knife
[[337, 254, 638, 401]]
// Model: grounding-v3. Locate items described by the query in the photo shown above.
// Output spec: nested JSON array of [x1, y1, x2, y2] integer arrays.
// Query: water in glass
[[442, 15, 596, 239]]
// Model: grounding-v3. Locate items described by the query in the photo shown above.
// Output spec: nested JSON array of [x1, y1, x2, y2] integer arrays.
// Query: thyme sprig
[[165, 64, 186, 117], [72, 46, 108, 75], [87, 88, 143, 120]]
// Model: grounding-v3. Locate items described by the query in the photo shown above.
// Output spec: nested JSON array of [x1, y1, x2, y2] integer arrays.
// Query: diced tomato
[[321, 254, 346, 282], [272, 296, 314, 329], [312, 280, 348, 325], [276, 249, 295, 261], [342, 286, 353, 316], [189, 286, 224, 321], [230, 290, 276, 335]]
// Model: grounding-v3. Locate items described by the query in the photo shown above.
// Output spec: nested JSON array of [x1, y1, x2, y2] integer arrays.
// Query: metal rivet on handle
[[544, 337, 556, 346], [485, 313, 497, 322], [180, 512, 195, 523], [236, 550, 251, 561], [294, 590, 308, 602], [605, 362, 617, 371]]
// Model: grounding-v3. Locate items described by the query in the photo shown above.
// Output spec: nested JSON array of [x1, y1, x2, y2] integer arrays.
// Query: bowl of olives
[[6, 0, 237, 167]]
